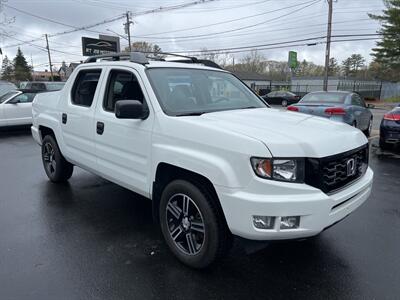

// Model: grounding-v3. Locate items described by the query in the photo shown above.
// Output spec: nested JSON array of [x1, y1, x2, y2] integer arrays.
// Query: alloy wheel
[[43, 142, 56, 174], [165, 193, 205, 255]]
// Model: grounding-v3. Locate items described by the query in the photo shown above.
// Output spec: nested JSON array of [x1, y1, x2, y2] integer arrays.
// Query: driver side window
[[103, 70, 144, 112]]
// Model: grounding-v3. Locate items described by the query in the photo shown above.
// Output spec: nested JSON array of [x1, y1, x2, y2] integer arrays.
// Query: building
[[58, 62, 80, 81], [233, 71, 271, 92]]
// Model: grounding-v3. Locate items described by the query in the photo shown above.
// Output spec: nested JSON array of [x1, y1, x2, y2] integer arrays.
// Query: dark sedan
[[262, 91, 300, 106], [287, 91, 373, 136], [380, 104, 400, 150]]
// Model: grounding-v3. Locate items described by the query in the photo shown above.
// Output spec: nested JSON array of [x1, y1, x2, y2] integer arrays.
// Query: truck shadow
[[38, 170, 358, 299], [0, 125, 32, 138]]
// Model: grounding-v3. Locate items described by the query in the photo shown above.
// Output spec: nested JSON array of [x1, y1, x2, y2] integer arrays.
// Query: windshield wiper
[[175, 111, 207, 116]]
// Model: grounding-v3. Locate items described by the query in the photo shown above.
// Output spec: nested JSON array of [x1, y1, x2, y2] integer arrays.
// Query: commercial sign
[[288, 51, 298, 69], [82, 37, 118, 56]]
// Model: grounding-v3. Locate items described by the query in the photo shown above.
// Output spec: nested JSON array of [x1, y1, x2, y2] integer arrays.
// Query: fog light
[[280, 216, 300, 229], [253, 216, 275, 229]]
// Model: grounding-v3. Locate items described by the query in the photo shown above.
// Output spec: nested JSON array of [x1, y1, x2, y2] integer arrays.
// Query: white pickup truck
[[32, 52, 373, 268]]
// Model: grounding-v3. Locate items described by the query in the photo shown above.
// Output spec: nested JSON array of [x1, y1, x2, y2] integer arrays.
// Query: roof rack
[[83, 51, 222, 69]]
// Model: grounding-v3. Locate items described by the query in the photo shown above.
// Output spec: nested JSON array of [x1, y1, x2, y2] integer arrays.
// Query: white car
[[0, 90, 38, 127], [31, 52, 373, 268]]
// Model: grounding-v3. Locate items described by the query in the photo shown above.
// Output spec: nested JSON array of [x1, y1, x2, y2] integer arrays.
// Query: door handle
[[62, 113, 67, 124], [96, 121, 104, 135]]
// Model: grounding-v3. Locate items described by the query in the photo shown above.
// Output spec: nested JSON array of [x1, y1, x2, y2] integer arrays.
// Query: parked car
[[379, 104, 400, 150], [262, 91, 300, 106], [31, 52, 373, 269], [19, 81, 65, 92], [287, 91, 373, 136], [0, 89, 40, 127]]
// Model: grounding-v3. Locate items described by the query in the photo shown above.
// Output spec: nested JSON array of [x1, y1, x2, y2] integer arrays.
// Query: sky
[[0, 0, 387, 71]]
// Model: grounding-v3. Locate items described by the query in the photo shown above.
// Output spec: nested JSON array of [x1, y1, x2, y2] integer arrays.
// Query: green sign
[[288, 51, 298, 69]]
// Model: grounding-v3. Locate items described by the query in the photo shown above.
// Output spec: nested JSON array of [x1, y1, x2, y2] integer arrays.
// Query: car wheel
[[281, 99, 288, 107], [352, 121, 357, 128], [41, 135, 74, 182], [159, 179, 232, 269], [363, 118, 373, 137], [379, 138, 390, 151]]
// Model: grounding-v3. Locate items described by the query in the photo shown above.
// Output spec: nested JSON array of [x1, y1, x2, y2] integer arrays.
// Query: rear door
[[94, 67, 153, 196], [58, 67, 105, 171], [3, 92, 35, 125]]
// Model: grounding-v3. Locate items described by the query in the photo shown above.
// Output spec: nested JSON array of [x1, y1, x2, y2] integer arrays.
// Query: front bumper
[[31, 125, 41, 145], [215, 167, 373, 240]]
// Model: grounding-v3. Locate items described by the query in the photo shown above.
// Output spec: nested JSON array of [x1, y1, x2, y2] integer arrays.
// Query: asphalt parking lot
[[0, 121, 399, 300]]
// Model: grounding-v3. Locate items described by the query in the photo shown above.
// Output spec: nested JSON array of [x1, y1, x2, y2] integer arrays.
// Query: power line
[[134, 0, 321, 40], [133, 0, 315, 37]]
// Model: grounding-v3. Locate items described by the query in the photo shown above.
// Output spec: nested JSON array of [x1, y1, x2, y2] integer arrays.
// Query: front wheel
[[281, 99, 288, 107], [41, 135, 74, 182], [159, 179, 232, 268]]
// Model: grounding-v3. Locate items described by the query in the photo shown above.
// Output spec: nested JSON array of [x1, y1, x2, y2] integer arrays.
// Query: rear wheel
[[281, 99, 288, 107], [41, 135, 73, 182], [363, 118, 373, 137], [159, 179, 232, 268]]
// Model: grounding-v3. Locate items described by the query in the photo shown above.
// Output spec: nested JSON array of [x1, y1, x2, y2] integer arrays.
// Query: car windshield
[[146, 68, 266, 116], [300, 92, 347, 103], [0, 91, 20, 104]]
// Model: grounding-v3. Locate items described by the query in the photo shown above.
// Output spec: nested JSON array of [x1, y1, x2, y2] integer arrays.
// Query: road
[[0, 128, 399, 300]]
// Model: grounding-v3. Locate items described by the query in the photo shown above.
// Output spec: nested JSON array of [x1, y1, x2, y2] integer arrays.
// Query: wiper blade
[[175, 112, 207, 116]]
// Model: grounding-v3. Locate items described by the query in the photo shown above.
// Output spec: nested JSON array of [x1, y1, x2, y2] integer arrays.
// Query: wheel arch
[[151, 162, 228, 228]]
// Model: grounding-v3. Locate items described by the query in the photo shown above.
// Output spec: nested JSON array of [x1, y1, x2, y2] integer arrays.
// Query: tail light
[[287, 106, 298, 112], [325, 107, 346, 115], [384, 113, 400, 121]]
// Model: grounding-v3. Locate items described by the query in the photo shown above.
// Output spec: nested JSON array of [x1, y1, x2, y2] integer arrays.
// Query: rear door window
[[71, 69, 102, 107]]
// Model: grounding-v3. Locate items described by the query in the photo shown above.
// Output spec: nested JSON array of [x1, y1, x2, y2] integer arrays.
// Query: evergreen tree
[[369, 0, 400, 80], [328, 57, 340, 76], [0, 55, 14, 81], [341, 54, 365, 77], [13, 48, 32, 81]]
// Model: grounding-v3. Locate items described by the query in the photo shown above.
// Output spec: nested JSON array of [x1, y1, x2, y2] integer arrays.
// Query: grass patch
[[384, 96, 400, 103]]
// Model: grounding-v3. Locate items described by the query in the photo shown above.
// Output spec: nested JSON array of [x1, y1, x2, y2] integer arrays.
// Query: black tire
[[281, 99, 288, 107], [352, 121, 357, 128], [159, 179, 232, 269], [379, 138, 390, 151], [363, 118, 373, 137], [41, 135, 74, 182]]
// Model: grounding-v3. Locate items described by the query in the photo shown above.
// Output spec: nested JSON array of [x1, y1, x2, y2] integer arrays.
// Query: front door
[[3, 92, 35, 126], [94, 67, 153, 197]]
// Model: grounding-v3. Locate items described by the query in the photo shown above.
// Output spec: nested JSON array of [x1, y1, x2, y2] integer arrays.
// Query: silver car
[[288, 91, 373, 136]]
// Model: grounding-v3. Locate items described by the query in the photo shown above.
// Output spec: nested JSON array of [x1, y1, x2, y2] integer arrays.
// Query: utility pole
[[124, 12, 132, 52], [323, 0, 333, 91], [45, 34, 54, 81]]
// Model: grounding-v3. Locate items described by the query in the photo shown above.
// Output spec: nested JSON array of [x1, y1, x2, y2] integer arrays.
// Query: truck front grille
[[305, 144, 369, 194]]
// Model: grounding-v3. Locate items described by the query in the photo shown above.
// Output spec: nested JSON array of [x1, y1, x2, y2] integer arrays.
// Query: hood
[[189, 108, 368, 158]]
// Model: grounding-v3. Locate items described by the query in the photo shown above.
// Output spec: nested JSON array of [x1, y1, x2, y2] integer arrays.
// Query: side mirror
[[115, 100, 149, 120], [7, 98, 20, 104], [367, 103, 375, 109]]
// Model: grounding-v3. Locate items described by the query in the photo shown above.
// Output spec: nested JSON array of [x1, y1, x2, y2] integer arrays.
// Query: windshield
[[146, 68, 266, 116], [300, 92, 347, 103], [0, 91, 20, 104]]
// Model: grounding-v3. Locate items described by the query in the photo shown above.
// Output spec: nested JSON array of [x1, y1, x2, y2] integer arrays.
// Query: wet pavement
[[0, 128, 399, 300]]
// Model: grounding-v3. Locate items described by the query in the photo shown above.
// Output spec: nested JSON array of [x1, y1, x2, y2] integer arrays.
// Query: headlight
[[250, 157, 305, 182]]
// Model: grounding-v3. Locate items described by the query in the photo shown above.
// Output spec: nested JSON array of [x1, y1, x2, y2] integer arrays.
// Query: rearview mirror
[[115, 100, 149, 120]]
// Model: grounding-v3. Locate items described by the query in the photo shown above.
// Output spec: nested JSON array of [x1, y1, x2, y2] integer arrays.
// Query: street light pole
[[45, 34, 54, 82], [323, 0, 333, 91]]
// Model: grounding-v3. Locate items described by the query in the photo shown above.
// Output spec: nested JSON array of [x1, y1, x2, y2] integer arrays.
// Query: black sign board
[[82, 37, 118, 56]]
